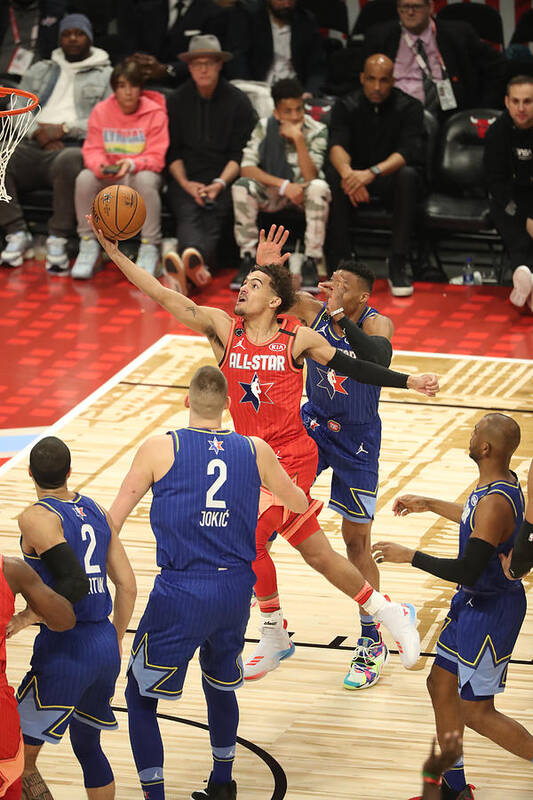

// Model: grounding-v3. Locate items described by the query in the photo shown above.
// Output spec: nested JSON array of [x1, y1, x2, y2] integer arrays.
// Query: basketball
[[92, 184, 146, 241]]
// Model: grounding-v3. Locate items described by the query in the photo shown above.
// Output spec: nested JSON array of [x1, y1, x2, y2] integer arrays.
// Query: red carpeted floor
[[2, 259, 532, 432]]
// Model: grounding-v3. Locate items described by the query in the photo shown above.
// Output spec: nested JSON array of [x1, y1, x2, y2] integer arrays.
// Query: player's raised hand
[[393, 494, 430, 516], [406, 373, 439, 396], [372, 541, 414, 564], [86, 214, 119, 260], [321, 271, 348, 315], [256, 225, 290, 267]]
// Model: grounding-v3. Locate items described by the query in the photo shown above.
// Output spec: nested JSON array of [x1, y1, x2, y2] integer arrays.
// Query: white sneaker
[[374, 602, 420, 668], [71, 237, 101, 280], [45, 235, 69, 275], [243, 610, 295, 681], [510, 265, 533, 307], [1, 230, 34, 267], [136, 241, 160, 276]]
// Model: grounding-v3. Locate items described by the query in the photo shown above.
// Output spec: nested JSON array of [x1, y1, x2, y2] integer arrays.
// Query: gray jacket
[[19, 47, 112, 140]]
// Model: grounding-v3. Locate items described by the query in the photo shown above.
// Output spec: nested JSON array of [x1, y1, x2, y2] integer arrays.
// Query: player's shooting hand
[[423, 731, 463, 777], [256, 224, 290, 267], [406, 373, 440, 397], [86, 214, 119, 259], [372, 541, 415, 564], [393, 494, 430, 516]]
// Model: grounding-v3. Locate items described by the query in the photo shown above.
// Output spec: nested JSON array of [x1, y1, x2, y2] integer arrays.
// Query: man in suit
[[225, 0, 325, 98], [363, 0, 507, 114], [118, 0, 226, 86]]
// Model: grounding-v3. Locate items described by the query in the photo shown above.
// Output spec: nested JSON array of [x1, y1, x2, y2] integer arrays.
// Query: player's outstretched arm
[[252, 437, 308, 514], [393, 494, 463, 523], [294, 326, 440, 396], [86, 215, 231, 341], [110, 436, 167, 532], [105, 513, 137, 654], [3, 556, 75, 632], [18, 506, 90, 603], [509, 460, 533, 578]]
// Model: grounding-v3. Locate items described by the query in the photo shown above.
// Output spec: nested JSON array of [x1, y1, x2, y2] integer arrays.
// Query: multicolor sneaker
[[243, 610, 294, 681], [343, 636, 389, 690]]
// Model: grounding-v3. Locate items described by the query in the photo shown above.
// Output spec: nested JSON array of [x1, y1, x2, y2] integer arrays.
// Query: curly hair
[[253, 263, 295, 313]]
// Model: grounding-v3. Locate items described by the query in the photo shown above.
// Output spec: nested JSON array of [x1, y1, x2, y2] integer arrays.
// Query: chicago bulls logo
[[469, 116, 496, 139]]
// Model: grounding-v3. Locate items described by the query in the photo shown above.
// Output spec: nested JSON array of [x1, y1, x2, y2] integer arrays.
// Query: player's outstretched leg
[[297, 530, 420, 668], [191, 677, 238, 800], [125, 673, 165, 800], [244, 508, 295, 681], [341, 518, 388, 690]]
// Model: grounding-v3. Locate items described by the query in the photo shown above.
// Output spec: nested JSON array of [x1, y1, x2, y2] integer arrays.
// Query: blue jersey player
[[110, 365, 308, 800], [13, 436, 136, 800], [287, 261, 395, 690], [373, 413, 533, 800]]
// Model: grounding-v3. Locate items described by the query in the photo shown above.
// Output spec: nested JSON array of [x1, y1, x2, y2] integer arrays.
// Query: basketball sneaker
[[374, 601, 420, 668], [182, 246, 212, 288], [45, 235, 70, 275], [1, 229, 34, 267], [243, 610, 294, 681], [71, 237, 101, 280], [408, 784, 476, 800], [191, 776, 236, 799], [343, 636, 389, 690], [136, 241, 160, 276]]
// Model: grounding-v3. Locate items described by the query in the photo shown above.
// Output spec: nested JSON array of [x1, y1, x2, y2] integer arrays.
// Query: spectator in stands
[[363, 0, 507, 115], [0, 13, 112, 274], [0, 0, 41, 79], [326, 54, 424, 297], [484, 75, 533, 313], [117, 0, 226, 87], [72, 59, 169, 279], [225, 0, 326, 98], [231, 77, 330, 291], [164, 34, 256, 291]]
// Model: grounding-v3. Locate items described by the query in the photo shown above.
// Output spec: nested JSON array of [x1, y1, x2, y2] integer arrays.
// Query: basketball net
[[0, 87, 40, 203]]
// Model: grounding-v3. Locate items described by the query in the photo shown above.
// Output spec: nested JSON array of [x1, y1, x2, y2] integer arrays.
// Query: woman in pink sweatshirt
[[72, 59, 169, 278]]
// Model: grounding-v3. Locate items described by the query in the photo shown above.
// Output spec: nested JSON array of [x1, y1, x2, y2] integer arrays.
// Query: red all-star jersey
[[219, 316, 317, 465]]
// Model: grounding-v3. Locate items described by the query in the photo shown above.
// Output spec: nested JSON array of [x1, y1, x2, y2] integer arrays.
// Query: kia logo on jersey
[[269, 343, 286, 352]]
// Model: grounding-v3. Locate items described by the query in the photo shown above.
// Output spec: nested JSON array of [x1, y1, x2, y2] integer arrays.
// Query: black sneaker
[[191, 776, 237, 799], [300, 256, 319, 294], [387, 259, 413, 297], [230, 252, 255, 290]]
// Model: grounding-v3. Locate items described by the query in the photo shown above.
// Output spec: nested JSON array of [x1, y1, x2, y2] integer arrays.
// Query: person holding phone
[[72, 58, 169, 279]]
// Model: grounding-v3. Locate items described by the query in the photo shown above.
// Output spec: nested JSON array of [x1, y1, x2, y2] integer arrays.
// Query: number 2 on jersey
[[81, 524, 101, 574], [206, 458, 227, 509]]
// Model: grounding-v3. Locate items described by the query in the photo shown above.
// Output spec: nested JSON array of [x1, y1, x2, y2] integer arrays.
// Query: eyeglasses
[[189, 58, 220, 70], [398, 3, 428, 11]]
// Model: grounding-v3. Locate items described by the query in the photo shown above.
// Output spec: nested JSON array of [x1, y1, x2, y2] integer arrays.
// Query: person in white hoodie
[[0, 13, 112, 275]]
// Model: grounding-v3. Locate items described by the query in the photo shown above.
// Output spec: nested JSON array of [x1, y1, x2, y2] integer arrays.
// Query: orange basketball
[[92, 184, 146, 241]]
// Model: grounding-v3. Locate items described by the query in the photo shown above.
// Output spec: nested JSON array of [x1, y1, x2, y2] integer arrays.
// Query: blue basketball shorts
[[301, 407, 381, 523], [17, 619, 120, 744], [128, 565, 255, 700], [435, 586, 526, 700]]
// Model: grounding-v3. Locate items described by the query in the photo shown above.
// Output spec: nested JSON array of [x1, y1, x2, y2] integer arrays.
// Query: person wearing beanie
[[0, 12, 112, 276]]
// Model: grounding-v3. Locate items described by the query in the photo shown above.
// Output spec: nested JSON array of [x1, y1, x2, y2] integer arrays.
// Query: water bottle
[[462, 257, 474, 285]]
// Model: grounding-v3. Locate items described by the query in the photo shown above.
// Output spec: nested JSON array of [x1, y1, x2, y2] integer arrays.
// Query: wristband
[[213, 178, 226, 188], [422, 773, 441, 786], [329, 306, 344, 317], [279, 179, 289, 196]]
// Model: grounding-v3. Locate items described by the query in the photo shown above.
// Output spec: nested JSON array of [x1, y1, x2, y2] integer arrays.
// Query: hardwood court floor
[[1, 335, 532, 800]]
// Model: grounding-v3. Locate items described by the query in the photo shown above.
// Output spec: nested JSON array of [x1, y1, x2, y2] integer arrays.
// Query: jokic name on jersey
[[229, 352, 285, 371]]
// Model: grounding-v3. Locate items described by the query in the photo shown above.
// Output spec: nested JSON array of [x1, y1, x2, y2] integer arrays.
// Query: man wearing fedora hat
[[164, 34, 256, 289]]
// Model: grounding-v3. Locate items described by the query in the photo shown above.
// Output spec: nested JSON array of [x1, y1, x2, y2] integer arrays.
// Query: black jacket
[[117, 0, 226, 83], [225, 1, 325, 96], [167, 77, 256, 182], [328, 87, 425, 171], [484, 111, 533, 209], [363, 18, 507, 111]]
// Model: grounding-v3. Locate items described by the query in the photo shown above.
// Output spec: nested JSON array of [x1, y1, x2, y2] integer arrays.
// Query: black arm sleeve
[[411, 537, 495, 587], [40, 542, 90, 604], [510, 519, 533, 579], [327, 349, 407, 388], [336, 315, 392, 367]]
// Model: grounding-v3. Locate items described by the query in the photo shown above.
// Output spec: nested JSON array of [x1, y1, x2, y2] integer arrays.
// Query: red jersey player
[[0, 555, 74, 799], [90, 218, 439, 680]]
